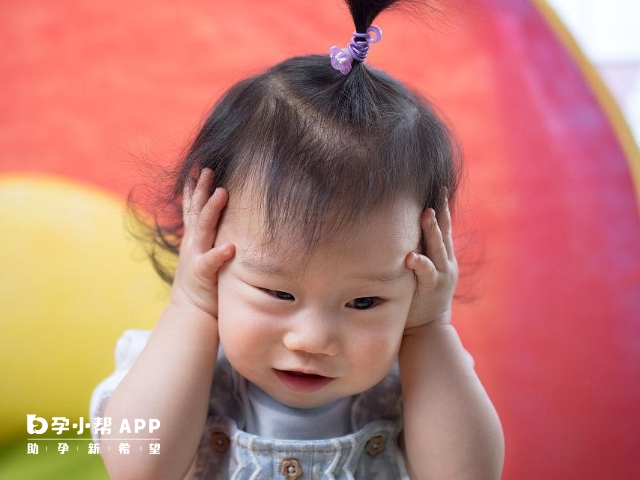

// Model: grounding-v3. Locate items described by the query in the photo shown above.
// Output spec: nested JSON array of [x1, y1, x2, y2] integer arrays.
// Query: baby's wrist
[[166, 298, 218, 323], [404, 311, 453, 337], [169, 283, 218, 320], [154, 301, 220, 354]]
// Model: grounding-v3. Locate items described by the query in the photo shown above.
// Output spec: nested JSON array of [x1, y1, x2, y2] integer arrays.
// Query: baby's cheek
[[217, 297, 273, 358], [349, 323, 402, 369], [217, 309, 259, 375]]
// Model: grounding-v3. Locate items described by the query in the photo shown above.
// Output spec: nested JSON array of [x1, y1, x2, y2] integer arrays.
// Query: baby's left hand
[[405, 197, 458, 330]]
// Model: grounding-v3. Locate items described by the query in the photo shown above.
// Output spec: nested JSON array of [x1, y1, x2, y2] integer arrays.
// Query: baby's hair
[[130, 0, 461, 284]]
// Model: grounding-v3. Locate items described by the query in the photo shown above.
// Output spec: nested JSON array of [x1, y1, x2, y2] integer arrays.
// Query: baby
[[91, 0, 505, 478]]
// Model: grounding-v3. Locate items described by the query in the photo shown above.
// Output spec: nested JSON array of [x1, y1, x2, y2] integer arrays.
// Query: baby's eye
[[262, 289, 295, 301], [346, 297, 381, 310]]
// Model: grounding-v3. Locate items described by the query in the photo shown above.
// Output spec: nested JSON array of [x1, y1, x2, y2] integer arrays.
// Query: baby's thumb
[[406, 252, 438, 284], [200, 243, 235, 276]]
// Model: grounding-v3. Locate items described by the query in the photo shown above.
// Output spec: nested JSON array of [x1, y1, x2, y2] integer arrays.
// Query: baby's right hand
[[170, 167, 235, 320]]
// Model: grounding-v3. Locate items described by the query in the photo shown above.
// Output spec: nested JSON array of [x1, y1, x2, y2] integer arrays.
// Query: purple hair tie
[[329, 25, 382, 75]]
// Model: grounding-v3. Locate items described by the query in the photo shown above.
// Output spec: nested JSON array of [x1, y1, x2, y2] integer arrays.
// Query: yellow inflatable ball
[[0, 175, 168, 443]]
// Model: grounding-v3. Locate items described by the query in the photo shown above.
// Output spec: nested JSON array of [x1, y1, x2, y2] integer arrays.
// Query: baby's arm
[[401, 200, 505, 479], [100, 169, 234, 480]]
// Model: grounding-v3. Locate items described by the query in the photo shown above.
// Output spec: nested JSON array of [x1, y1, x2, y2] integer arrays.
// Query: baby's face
[[215, 194, 422, 409]]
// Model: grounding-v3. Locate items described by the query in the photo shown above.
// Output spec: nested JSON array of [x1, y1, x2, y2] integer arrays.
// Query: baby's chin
[[264, 390, 345, 410]]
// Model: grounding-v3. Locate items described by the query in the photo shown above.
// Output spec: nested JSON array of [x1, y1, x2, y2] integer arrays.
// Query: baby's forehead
[[221, 195, 422, 269], [221, 174, 423, 243], [225, 187, 421, 226], [226, 201, 418, 238], [223, 213, 345, 263]]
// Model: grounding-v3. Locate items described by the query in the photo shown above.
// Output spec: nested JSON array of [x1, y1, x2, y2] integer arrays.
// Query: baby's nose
[[282, 311, 339, 357]]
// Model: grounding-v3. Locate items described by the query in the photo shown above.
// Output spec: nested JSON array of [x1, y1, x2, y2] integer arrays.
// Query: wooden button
[[210, 432, 230, 453], [280, 458, 303, 479], [365, 435, 385, 456]]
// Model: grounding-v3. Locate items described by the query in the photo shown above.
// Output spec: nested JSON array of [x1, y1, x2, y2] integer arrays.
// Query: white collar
[[242, 380, 354, 440]]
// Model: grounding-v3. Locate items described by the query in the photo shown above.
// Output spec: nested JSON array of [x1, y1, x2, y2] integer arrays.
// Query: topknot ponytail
[[345, 0, 406, 32], [337, 0, 428, 76]]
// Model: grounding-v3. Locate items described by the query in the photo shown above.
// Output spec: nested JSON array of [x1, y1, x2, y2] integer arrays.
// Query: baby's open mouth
[[283, 370, 325, 379], [274, 369, 335, 393]]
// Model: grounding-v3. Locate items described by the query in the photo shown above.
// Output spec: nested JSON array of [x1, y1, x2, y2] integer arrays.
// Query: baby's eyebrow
[[350, 266, 410, 284], [239, 257, 291, 277], [239, 257, 410, 283]]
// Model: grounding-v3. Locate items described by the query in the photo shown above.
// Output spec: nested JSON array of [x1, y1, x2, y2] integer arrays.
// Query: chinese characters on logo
[[26, 414, 161, 455]]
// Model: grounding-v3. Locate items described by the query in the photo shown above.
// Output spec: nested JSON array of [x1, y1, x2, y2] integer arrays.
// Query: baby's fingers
[[183, 168, 214, 221], [437, 195, 455, 262], [406, 251, 439, 287], [422, 208, 449, 272], [191, 187, 229, 252], [196, 242, 236, 278]]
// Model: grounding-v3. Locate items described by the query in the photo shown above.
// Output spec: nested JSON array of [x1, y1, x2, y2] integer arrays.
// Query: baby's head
[[140, 0, 460, 406]]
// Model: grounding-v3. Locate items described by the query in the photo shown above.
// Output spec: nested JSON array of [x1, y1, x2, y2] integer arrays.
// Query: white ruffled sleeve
[[89, 329, 152, 442]]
